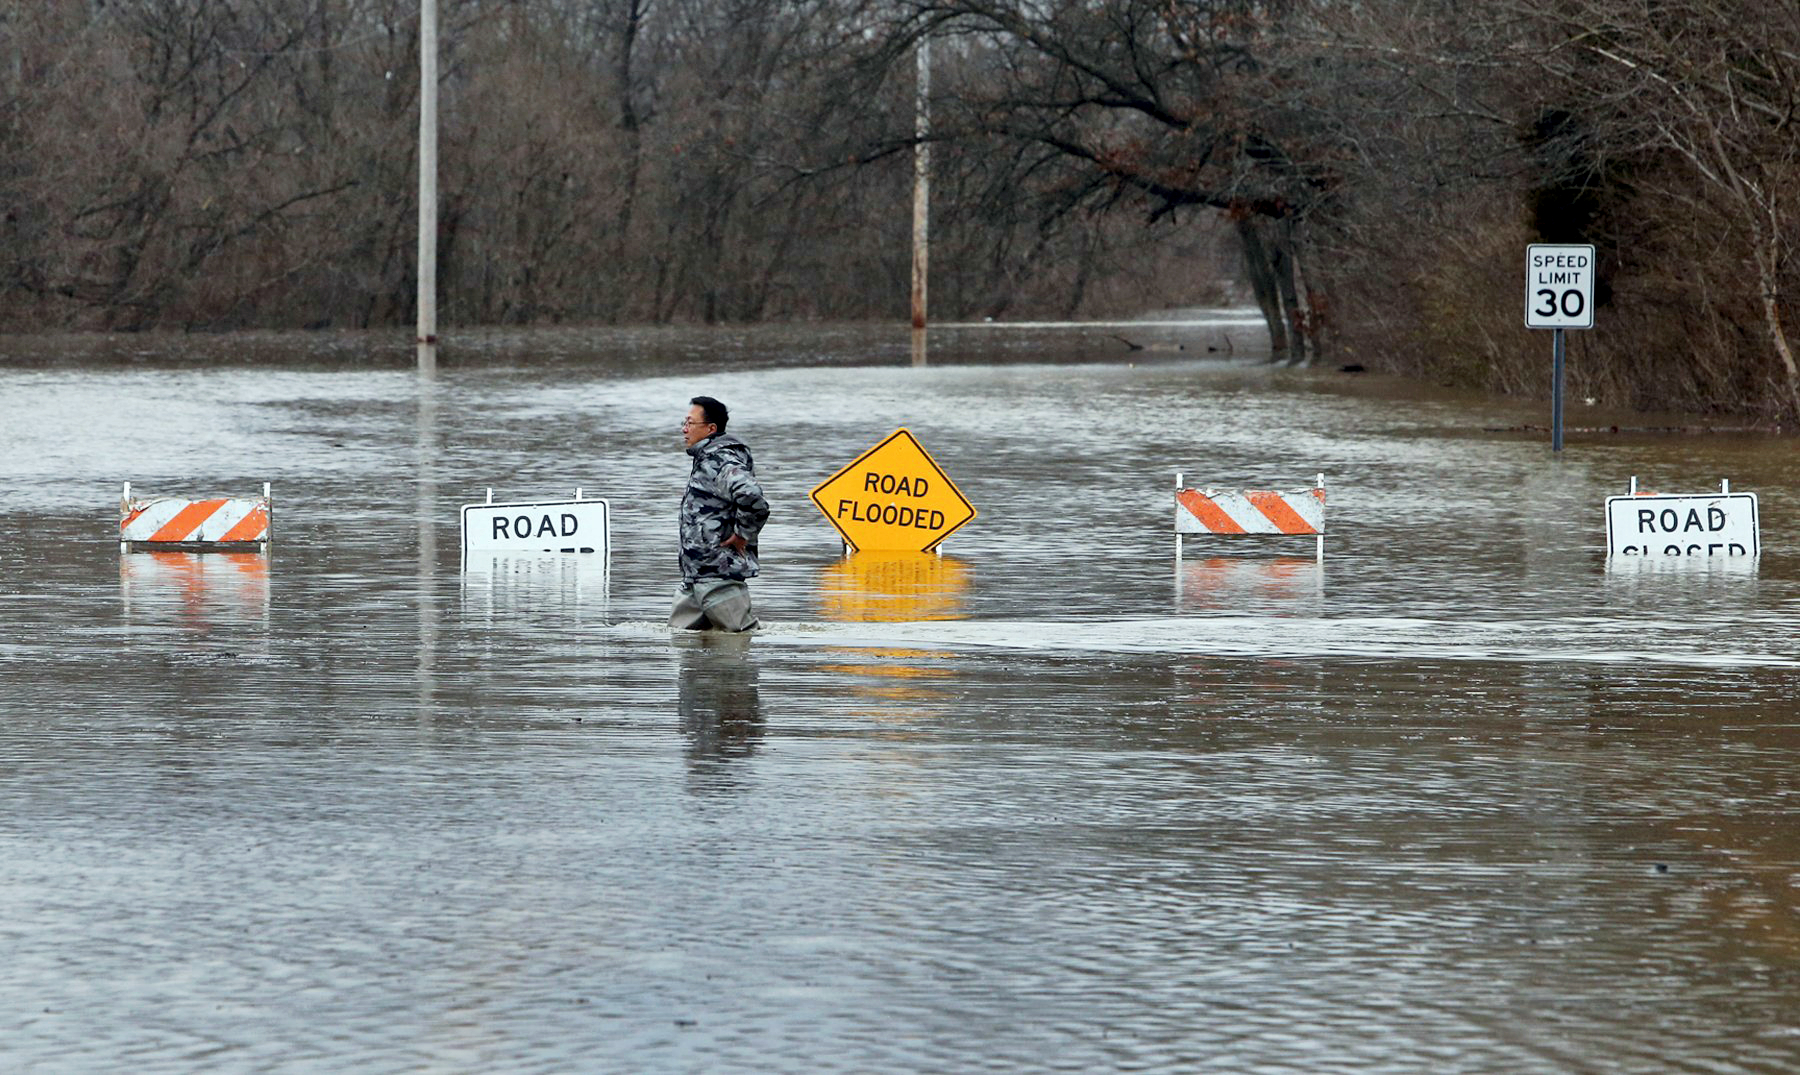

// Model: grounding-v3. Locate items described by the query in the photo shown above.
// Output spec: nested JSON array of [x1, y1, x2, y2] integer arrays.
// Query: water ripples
[[2, 327, 1798, 1072]]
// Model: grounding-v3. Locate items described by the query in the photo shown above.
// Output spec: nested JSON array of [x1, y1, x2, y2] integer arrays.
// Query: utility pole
[[910, 34, 930, 330], [417, 0, 438, 351]]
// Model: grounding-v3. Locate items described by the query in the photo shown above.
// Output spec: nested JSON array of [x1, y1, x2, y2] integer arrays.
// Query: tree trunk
[[1236, 216, 1290, 359], [1754, 236, 1800, 419], [1269, 223, 1308, 366]]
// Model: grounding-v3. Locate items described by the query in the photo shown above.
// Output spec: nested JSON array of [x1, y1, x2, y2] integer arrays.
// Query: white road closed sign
[[461, 496, 610, 559], [1526, 244, 1596, 329], [1605, 492, 1758, 558]]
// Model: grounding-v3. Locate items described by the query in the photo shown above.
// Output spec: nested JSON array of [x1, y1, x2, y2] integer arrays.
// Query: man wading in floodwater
[[671, 396, 769, 632]]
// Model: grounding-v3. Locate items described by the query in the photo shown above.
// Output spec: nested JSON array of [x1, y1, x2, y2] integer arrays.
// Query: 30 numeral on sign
[[1532, 287, 1584, 321]]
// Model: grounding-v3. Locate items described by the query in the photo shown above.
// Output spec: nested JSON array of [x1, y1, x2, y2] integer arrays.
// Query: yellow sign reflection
[[815, 647, 959, 722], [818, 550, 971, 622]]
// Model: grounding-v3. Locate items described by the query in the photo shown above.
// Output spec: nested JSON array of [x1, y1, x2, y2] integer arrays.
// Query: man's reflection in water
[[674, 632, 764, 787]]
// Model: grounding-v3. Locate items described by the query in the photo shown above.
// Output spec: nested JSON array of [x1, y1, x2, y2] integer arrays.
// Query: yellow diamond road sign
[[810, 428, 976, 552]]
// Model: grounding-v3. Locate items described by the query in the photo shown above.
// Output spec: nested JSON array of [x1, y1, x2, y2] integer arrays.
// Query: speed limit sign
[[1525, 244, 1595, 329]]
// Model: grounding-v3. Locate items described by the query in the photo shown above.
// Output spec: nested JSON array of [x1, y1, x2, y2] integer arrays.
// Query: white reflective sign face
[[1526, 243, 1596, 329], [461, 498, 610, 558], [1605, 493, 1758, 558]]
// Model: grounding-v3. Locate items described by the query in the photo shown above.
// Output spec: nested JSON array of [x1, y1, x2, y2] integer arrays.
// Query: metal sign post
[[1525, 244, 1596, 453], [1552, 327, 1566, 452]]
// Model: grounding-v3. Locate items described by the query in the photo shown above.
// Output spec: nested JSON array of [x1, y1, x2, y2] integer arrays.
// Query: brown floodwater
[[2, 315, 1797, 1072]]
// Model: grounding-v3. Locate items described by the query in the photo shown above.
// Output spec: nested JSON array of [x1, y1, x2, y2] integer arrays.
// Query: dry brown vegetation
[[0, 1, 1235, 333], [1304, 0, 1800, 420], [2, 1, 1797, 419]]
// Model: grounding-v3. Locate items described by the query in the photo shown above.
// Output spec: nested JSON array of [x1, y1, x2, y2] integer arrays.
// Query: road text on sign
[[1604, 492, 1758, 558], [461, 497, 610, 562], [810, 429, 975, 552], [1525, 244, 1596, 330]]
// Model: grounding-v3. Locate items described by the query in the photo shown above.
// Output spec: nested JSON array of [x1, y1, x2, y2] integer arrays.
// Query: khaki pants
[[670, 578, 759, 632]]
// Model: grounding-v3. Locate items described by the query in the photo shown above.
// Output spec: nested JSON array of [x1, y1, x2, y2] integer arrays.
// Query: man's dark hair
[[690, 395, 729, 433]]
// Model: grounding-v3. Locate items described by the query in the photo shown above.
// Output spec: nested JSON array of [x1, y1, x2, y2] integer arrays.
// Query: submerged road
[[2, 318, 1797, 1073]]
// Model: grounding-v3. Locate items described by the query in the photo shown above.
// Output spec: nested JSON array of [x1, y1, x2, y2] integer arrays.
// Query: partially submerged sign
[[461, 491, 610, 564], [1175, 486, 1325, 536], [810, 429, 975, 552], [1605, 479, 1758, 558], [1175, 473, 1327, 561], [120, 482, 271, 552]]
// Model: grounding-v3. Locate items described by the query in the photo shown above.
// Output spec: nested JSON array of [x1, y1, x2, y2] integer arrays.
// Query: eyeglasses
[[681, 418, 714, 429]]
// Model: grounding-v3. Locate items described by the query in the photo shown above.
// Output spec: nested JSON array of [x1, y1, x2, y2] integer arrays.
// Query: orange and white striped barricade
[[120, 482, 272, 553], [1175, 473, 1326, 561]]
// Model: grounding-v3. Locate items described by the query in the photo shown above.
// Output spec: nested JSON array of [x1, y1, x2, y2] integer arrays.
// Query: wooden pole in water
[[910, 35, 930, 329], [416, 0, 439, 349]]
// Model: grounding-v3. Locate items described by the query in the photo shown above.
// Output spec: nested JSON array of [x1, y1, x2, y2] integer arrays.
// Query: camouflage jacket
[[679, 433, 769, 582]]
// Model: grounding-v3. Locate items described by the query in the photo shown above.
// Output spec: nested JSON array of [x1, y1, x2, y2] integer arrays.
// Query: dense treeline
[[0, 0, 1233, 333], [2, 1, 1796, 419]]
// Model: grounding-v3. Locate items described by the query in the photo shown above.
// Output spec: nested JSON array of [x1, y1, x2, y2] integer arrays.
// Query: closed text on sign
[[1604, 493, 1758, 558]]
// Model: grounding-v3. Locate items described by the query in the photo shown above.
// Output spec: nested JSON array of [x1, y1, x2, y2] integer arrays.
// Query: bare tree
[[876, 0, 1344, 360], [1521, 0, 1800, 415]]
